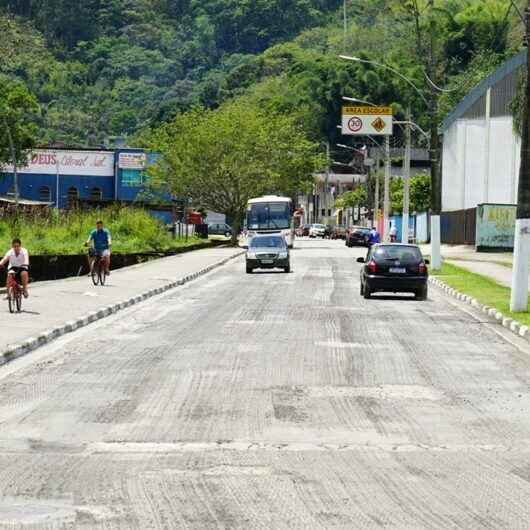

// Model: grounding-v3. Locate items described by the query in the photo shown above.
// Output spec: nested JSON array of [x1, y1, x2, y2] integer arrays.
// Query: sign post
[[342, 105, 393, 240]]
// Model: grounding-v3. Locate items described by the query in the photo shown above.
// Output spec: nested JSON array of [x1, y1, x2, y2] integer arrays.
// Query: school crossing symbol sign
[[342, 106, 393, 136]]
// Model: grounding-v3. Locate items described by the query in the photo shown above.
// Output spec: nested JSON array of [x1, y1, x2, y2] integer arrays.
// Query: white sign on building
[[118, 152, 147, 170], [342, 106, 393, 136], [3, 149, 115, 177]]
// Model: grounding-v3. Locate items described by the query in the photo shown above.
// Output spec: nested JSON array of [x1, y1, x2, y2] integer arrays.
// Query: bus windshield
[[247, 202, 290, 230]]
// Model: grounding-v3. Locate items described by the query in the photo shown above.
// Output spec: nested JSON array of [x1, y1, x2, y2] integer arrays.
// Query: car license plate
[[389, 267, 406, 274], [261, 260, 274, 264]]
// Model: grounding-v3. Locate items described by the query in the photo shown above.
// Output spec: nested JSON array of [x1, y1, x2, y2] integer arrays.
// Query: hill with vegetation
[[0, 0, 524, 150]]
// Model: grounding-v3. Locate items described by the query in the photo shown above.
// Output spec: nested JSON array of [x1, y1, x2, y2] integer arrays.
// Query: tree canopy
[[0, 77, 39, 168], [0, 0, 521, 147], [144, 100, 322, 241]]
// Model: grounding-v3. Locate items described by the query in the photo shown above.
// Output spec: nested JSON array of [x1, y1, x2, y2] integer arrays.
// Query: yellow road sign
[[341, 105, 393, 136], [371, 117, 386, 132], [342, 106, 393, 115]]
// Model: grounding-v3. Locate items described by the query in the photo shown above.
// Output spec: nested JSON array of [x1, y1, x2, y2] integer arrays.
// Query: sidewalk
[[421, 244, 515, 288], [0, 246, 243, 359]]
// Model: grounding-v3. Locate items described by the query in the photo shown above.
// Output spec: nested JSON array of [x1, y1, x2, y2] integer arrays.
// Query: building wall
[[0, 172, 114, 208], [0, 148, 164, 208], [442, 116, 520, 211]]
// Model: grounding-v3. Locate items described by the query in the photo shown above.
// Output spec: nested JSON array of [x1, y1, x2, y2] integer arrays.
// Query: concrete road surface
[[0, 240, 530, 529]]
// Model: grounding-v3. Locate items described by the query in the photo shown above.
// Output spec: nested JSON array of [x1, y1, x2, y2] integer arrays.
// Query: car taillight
[[368, 259, 377, 273], [419, 262, 427, 274]]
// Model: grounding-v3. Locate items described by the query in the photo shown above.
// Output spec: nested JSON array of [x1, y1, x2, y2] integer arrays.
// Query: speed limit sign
[[347, 116, 363, 133]]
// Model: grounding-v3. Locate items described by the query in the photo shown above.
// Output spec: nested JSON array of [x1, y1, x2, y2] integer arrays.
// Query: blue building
[[0, 147, 172, 221]]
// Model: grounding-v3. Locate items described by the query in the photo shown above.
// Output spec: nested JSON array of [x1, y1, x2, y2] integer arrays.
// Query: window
[[246, 202, 290, 230], [90, 187, 102, 201], [373, 245, 422, 263], [250, 236, 286, 249], [39, 186, 51, 202], [121, 169, 142, 187], [67, 187, 79, 208]]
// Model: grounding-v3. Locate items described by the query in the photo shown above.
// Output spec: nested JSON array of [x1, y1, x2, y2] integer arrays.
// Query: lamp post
[[340, 54, 442, 268]]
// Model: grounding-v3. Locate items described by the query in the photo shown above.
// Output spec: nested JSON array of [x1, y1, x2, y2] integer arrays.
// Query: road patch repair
[[0, 247, 244, 366]]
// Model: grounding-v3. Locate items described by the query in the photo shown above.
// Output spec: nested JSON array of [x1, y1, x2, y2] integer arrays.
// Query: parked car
[[208, 222, 233, 238], [331, 225, 347, 240], [246, 233, 290, 273], [295, 224, 309, 237], [357, 244, 429, 300], [309, 223, 327, 238], [346, 226, 371, 247]]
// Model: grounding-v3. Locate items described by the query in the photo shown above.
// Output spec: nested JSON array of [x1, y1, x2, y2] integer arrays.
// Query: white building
[[442, 51, 524, 211]]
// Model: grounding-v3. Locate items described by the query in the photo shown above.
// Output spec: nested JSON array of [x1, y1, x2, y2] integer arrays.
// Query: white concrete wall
[[442, 116, 520, 211]]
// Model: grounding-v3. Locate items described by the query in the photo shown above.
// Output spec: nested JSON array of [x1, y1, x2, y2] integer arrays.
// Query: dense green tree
[[145, 100, 323, 243], [0, 77, 39, 204]]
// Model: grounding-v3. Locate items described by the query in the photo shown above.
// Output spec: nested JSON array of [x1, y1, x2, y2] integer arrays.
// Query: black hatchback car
[[357, 244, 429, 300], [346, 226, 371, 247], [246, 233, 290, 273]]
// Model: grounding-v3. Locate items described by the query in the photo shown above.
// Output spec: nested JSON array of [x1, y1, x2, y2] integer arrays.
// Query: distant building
[[0, 147, 173, 222]]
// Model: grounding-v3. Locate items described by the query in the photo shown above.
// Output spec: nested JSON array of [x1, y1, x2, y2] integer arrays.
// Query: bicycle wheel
[[7, 288, 14, 314], [98, 262, 106, 286], [91, 261, 100, 286], [15, 290, 22, 312]]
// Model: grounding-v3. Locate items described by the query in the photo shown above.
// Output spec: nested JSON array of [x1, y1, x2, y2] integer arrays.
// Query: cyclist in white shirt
[[0, 238, 29, 298]]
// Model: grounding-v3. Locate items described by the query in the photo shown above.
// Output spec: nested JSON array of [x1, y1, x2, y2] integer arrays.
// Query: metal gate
[[441, 208, 476, 245]]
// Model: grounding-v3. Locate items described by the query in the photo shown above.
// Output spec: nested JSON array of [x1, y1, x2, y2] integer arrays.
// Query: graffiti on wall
[[476, 203, 516, 249]]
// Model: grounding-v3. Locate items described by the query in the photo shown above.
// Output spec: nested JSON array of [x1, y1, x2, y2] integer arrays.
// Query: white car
[[309, 224, 327, 238]]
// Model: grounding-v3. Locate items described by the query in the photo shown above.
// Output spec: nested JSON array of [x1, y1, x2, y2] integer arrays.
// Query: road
[[0, 239, 530, 528]]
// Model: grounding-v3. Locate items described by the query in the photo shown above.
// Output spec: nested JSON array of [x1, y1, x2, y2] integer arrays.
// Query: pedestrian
[[369, 226, 380, 246], [389, 223, 397, 243]]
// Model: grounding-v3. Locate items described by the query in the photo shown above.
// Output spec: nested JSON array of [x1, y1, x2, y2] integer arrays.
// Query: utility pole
[[511, 4, 530, 312], [4, 119, 18, 209], [427, 0, 442, 269], [374, 150, 380, 229], [402, 109, 412, 244], [325, 141, 330, 223], [383, 136, 391, 242]]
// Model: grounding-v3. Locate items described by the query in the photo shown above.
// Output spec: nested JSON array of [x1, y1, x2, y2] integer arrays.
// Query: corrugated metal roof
[[441, 50, 526, 132]]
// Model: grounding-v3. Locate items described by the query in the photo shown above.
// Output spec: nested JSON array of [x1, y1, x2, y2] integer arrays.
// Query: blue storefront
[[0, 148, 170, 219]]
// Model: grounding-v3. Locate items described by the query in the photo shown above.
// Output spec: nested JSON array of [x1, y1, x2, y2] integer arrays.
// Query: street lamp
[[340, 55, 430, 106], [340, 54, 442, 268]]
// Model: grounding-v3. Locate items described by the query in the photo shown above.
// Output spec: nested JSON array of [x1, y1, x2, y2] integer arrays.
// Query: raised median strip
[[429, 275, 530, 342], [1, 250, 244, 367]]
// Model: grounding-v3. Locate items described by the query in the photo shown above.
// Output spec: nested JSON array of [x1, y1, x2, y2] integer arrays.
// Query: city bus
[[245, 195, 295, 248]]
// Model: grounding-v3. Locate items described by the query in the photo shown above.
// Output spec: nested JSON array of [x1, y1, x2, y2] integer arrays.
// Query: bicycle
[[7, 273, 23, 313], [89, 249, 107, 286]]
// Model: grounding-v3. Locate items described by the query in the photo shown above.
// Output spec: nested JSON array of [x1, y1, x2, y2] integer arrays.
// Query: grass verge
[[0, 206, 207, 255], [433, 262, 530, 327]]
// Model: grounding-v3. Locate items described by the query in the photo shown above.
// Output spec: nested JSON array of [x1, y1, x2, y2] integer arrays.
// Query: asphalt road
[[1, 239, 530, 529]]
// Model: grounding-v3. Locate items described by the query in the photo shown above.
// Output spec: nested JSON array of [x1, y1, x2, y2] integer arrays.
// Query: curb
[[429, 276, 530, 343], [1, 251, 245, 367]]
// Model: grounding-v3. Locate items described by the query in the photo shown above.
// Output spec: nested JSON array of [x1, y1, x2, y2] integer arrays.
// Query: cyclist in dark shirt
[[85, 220, 112, 276]]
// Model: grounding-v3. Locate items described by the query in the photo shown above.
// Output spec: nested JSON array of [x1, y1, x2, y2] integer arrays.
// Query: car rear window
[[373, 246, 423, 262]]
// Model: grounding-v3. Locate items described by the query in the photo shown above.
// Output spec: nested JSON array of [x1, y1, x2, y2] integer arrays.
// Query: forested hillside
[[0, 0, 524, 147], [0, 0, 341, 144]]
